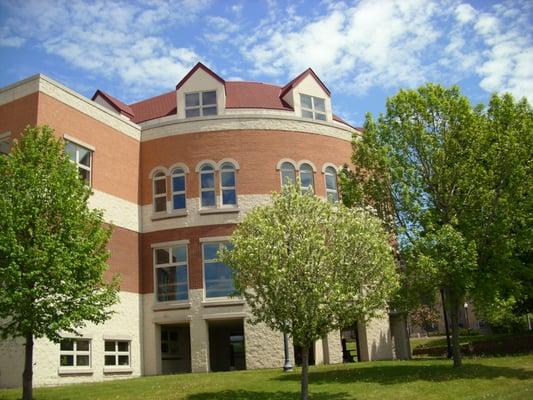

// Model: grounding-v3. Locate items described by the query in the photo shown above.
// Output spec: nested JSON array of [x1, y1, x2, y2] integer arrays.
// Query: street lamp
[[464, 302, 469, 329], [283, 333, 293, 372]]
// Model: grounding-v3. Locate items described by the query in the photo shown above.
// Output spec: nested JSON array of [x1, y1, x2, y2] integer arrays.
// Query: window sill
[[202, 299, 245, 308], [58, 367, 93, 375], [153, 301, 191, 311], [151, 210, 187, 221], [103, 366, 133, 374], [198, 208, 239, 215]]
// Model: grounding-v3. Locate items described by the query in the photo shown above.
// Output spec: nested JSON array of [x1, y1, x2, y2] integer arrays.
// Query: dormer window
[[185, 91, 217, 118], [300, 94, 326, 121]]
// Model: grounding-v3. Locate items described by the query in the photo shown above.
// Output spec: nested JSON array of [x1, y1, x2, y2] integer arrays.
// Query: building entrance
[[208, 319, 246, 371], [160, 324, 191, 374]]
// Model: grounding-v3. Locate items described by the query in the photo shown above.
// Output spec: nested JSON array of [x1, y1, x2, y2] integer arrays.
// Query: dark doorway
[[341, 324, 360, 362], [293, 345, 315, 366], [208, 319, 246, 371], [160, 324, 191, 374]]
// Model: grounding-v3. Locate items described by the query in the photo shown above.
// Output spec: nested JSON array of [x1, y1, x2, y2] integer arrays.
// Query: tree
[[220, 183, 398, 400], [0, 126, 119, 400], [340, 84, 532, 367], [410, 305, 440, 333]]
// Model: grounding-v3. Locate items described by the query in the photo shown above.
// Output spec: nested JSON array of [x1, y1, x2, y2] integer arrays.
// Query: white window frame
[[324, 166, 339, 203], [152, 171, 167, 213], [202, 241, 235, 299], [153, 244, 189, 303], [280, 162, 297, 187], [59, 338, 91, 368], [185, 90, 217, 118], [299, 163, 315, 194], [219, 162, 237, 207], [104, 340, 131, 367], [0, 131, 11, 155], [199, 164, 216, 208], [65, 140, 93, 186], [171, 167, 186, 211], [300, 94, 327, 121]]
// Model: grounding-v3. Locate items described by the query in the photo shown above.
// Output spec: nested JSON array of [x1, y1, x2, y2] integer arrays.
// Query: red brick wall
[[106, 226, 140, 293], [0, 93, 38, 138]]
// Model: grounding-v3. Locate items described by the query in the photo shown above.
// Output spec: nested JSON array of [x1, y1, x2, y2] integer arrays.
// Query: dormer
[[91, 90, 134, 120], [280, 69, 333, 122], [175, 63, 226, 119]]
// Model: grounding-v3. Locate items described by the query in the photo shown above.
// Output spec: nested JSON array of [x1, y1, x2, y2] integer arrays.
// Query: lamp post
[[464, 302, 469, 330], [283, 333, 293, 372]]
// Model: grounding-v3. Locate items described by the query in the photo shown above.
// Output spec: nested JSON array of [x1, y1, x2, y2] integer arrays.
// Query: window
[[299, 163, 314, 193], [325, 166, 339, 203], [153, 171, 167, 213], [185, 91, 217, 118], [104, 340, 130, 366], [220, 162, 237, 206], [200, 164, 216, 208], [0, 132, 10, 155], [300, 94, 326, 121], [154, 245, 188, 302], [171, 168, 186, 211], [280, 162, 296, 186], [60, 338, 91, 367], [65, 141, 92, 185], [203, 242, 234, 298]]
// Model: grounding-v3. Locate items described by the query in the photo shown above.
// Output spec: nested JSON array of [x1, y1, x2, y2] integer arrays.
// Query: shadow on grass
[[275, 363, 533, 385], [186, 390, 350, 400]]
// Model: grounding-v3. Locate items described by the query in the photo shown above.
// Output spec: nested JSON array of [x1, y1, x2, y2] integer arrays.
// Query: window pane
[[77, 355, 90, 366], [300, 172, 313, 189], [60, 339, 73, 351], [281, 170, 296, 185], [173, 193, 186, 210], [205, 261, 234, 298], [172, 175, 185, 192], [77, 340, 90, 351], [60, 355, 74, 366], [105, 355, 116, 366], [203, 243, 219, 260], [105, 341, 115, 352], [325, 173, 337, 190], [202, 106, 217, 116], [302, 110, 314, 119], [201, 164, 214, 171], [300, 94, 312, 109], [222, 189, 236, 205], [221, 171, 235, 187], [154, 196, 167, 212], [157, 266, 188, 301], [0, 139, 9, 154], [315, 112, 327, 121], [172, 246, 187, 263], [78, 148, 91, 167], [327, 191, 339, 203], [201, 172, 214, 189], [201, 190, 215, 207], [155, 248, 170, 265], [118, 355, 129, 365], [202, 91, 217, 105], [185, 93, 200, 107], [65, 142, 76, 161], [314, 97, 326, 112], [185, 108, 200, 118], [117, 342, 129, 352], [154, 178, 166, 195], [79, 168, 91, 184]]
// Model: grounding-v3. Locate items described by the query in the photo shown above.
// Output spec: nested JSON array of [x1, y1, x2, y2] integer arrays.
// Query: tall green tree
[[340, 84, 532, 367], [0, 126, 119, 400], [220, 184, 398, 400]]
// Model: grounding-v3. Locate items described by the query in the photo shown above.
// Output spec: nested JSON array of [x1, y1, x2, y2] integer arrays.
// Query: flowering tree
[[220, 184, 398, 400]]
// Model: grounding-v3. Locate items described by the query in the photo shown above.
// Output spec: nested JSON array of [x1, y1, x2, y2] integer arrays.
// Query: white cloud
[[454, 3, 477, 24]]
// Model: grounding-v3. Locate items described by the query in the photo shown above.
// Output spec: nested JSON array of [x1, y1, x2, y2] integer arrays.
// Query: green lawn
[[1, 355, 532, 400], [410, 333, 532, 350]]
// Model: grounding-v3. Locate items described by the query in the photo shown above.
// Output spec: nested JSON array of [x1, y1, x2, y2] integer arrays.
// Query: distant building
[[0, 63, 400, 387]]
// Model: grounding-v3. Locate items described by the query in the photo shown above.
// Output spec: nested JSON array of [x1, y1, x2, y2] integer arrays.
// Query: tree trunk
[[22, 331, 33, 400], [450, 300, 462, 368], [300, 345, 309, 400]]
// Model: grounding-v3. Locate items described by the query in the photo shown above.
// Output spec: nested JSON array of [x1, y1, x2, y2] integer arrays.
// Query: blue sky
[[0, 0, 531, 126]]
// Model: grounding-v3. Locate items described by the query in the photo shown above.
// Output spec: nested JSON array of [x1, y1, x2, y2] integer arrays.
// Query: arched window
[[200, 164, 216, 208], [299, 163, 314, 193], [171, 167, 186, 210], [153, 171, 167, 213], [280, 162, 296, 186], [220, 162, 237, 206], [325, 166, 339, 203]]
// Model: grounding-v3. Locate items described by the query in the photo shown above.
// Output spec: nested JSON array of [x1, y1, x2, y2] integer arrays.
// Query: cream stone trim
[[195, 159, 217, 172], [0, 131, 11, 140], [148, 166, 169, 178], [168, 162, 190, 174], [89, 189, 139, 232], [150, 239, 190, 248], [58, 367, 93, 375], [140, 114, 354, 143], [0, 74, 141, 141], [276, 158, 297, 170], [152, 302, 191, 311], [297, 159, 317, 172], [225, 108, 294, 116], [63, 134, 96, 151], [202, 312, 247, 320], [217, 158, 240, 170], [102, 334, 132, 341], [321, 162, 341, 173], [201, 299, 245, 307], [199, 236, 231, 243], [152, 315, 191, 324]]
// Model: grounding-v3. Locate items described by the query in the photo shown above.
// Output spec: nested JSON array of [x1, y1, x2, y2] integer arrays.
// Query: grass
[[410, 333, 532, 350], [1, 355, 532, 400]]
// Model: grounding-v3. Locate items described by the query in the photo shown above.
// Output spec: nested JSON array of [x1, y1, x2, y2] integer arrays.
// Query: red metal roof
[[129, 91, 176, 124], [225, 82, 292, 110], [91, 89, 134, 118]]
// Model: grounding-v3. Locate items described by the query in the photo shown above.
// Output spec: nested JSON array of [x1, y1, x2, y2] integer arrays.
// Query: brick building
[[0, 63, 399, 387]]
